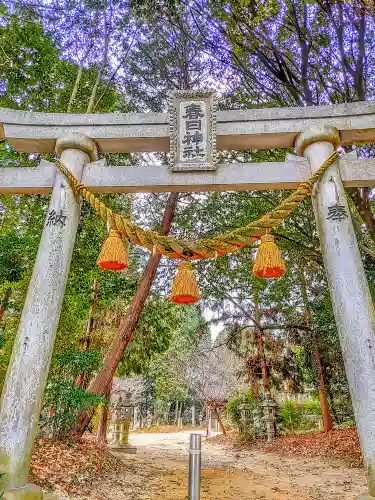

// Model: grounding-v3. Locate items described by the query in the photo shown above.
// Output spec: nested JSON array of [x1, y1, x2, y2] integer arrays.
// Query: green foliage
[[310, 291, 351, 404], [0, 471, 4, 498], [0, 6, 119, 391], [42, 380, 103, 439], [137, 304, 205, 409], [278, 397, 322, 433], [293, 347, 316, 386], [302, 398, 322, 416], [53, 193, 138, 357], [227, 389, 254, 425], [278, 400, 302, 432], [119, 298, 199, 375], [0, 192, 49, 390], [0, 228, 37, 283], [41, 351, 103, 439], [0, 10, 116, 112], [54, 351, 102, 379], [227, 389, 264, 437]]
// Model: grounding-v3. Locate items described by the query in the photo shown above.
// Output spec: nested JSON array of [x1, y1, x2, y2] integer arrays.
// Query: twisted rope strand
[[55, 150, 339, 260]]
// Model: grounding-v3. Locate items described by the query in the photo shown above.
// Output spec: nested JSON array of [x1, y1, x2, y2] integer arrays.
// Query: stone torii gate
[[1, 94, 375, 499]]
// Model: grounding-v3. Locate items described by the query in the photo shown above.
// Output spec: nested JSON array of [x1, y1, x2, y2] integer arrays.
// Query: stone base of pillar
[[109, 444, 137, 454], [3, 483, 43, 499]]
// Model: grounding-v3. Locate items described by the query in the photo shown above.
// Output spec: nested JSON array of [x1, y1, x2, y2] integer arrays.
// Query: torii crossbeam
[[0, 98, 375, 499]]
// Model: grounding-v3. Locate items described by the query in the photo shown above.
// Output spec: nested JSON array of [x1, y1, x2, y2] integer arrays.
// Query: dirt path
[[69, 431, 368, 499]]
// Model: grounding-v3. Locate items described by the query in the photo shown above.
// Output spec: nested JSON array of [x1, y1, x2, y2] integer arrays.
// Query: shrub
[[227, 390, 264, 438], [278, 397, 323, 433], [278, 400, 302, 432], [302, 398, 322, 416], [227, 389, 254, 426], [40, 350, 103, 439]]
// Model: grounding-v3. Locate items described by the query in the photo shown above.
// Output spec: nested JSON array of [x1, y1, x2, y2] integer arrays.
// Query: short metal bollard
[[188, 433, 201, 500]]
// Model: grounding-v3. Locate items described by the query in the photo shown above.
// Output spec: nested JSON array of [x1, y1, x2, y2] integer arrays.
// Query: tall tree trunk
[[76, 279, 99, 388], [354, 8, 366, 102], [67, 44, 92, 113], [164, 403, 170, 425], [0, 303, 5, 325], [298, 270, 333, 432], [257, 331, 270, 394], [325, 381, 339, 424], [314, 348, 333, 432], [198, 406, 204, 426], [250, 377, 260, 400], [212, 407, 226, 435], [177, 402, 183, 429], [174, 401, 179, 425], [67, 66, 83, 113], [71, 192, 179, 437], [206, 407, 213, 437], [254, 289, 270, 394], [350, 188, 375, 243], [86, 3, 109, 113], [97, 382, 111, 446], [0, 288, 11, 325]]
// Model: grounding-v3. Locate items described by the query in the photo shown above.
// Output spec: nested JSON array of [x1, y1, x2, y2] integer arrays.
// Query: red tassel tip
[[169, 262, 200, 304], [253, 267, 285, 279], [97, 230, 128, 271], [98, 261, 128, 271], [171, 295, 198, 304], [252, 234, 285, 279]]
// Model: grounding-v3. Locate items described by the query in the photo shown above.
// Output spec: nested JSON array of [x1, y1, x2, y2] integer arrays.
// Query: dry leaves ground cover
[[29, 438, 126, 495], [29, 429, 367, 499], [262, 428, 363, 468], [210, 428, 363, 468]]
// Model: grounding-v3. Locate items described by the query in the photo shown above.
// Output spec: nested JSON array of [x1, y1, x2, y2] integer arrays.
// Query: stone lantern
[[109, 394, 137, 454], [261, 397, 278, 442]]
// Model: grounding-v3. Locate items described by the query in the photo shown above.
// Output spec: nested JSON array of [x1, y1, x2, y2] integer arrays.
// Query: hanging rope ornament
[[97, 230, 128, 270], [55, 150, 339, 261], [169, 262, 200, 304], [53, 150, 342, 299], [252, 233, 285, 278]]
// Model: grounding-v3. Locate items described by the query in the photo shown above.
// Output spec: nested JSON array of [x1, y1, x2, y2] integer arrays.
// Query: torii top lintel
[[1, 101, 375, 154]]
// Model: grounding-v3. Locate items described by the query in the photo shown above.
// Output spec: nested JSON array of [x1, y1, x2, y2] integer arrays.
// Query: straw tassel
[[169, 262, 200, 304], [252, 234, 285, 278], [97, 230, 128, 271]]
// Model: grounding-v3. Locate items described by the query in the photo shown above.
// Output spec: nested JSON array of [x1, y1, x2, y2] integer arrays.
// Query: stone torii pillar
[[296, 127, 375, 499], [0, 133, 97, 499]]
